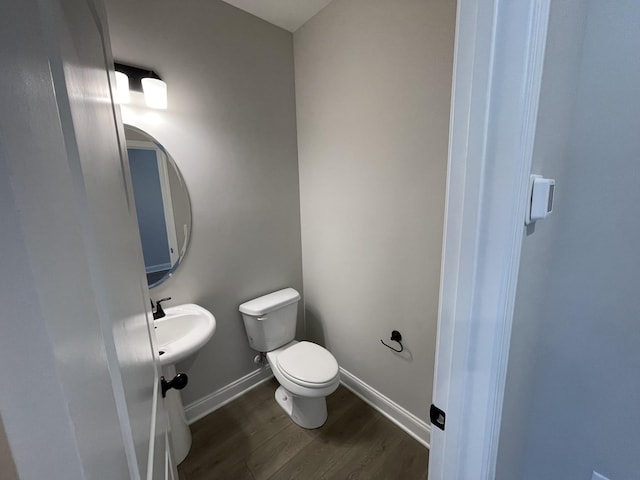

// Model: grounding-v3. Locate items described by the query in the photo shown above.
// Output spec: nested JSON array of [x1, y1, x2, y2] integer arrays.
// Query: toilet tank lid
[[239, 288, 300, 316]]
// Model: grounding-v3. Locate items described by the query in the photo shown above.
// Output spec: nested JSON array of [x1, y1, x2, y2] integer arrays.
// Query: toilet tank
[[239, 288, 301, 352]]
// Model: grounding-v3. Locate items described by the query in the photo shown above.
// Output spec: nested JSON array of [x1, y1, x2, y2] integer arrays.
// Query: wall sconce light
[[114, 71, 130, 104], [114, 62, 167, 109]]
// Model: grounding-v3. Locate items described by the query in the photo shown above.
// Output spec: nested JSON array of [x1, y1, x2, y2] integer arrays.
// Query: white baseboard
[[183, 366, 273, 424], [339, 367, 431, 449]]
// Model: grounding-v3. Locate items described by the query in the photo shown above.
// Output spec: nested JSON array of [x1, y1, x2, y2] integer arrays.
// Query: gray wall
[[497, 1, 640, 479], [105, 0, 303, 404], [294, 0, 455, 419]]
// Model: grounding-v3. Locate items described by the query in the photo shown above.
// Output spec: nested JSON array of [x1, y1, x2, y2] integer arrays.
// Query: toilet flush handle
[[257, 316, 268, 321]]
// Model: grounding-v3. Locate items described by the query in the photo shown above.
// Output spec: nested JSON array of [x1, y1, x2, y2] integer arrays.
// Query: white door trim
[[429, 1, 551, 478]]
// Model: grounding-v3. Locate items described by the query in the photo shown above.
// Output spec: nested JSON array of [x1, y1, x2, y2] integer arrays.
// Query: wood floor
[[177, 379, 429, 480]]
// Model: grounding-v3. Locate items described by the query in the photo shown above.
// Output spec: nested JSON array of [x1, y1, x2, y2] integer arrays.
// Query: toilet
[[239, 288, 340, 429]]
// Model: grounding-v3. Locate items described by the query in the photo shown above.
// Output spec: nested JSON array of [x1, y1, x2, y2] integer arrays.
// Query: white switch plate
[[592, 471, 610, 480]]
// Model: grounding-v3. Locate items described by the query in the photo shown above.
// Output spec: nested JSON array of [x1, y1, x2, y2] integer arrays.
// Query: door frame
[[429, 0, 551, 478]]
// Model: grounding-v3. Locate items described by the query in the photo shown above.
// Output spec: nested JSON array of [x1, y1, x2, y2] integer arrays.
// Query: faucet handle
[[153, 297, 172, 320]]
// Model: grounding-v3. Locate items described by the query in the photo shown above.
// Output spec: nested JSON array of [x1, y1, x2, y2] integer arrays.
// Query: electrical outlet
[[592, 472, 610, 480]]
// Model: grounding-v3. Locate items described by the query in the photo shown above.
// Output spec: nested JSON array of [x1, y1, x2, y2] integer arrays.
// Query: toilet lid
[[276, 341, 339, 385]]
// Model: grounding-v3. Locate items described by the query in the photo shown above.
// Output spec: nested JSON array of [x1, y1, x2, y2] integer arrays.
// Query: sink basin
[[154, 303, 216, 366]]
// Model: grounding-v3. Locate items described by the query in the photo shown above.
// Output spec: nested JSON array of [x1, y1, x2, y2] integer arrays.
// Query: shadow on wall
[[304, 306, 326, 347]]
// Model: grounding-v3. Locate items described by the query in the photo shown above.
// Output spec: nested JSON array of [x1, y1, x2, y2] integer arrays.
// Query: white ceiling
[[221, 0, 333, 32]]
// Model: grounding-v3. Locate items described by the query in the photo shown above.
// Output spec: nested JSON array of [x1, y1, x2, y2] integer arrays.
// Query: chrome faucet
[[151, 297, 171, 320]]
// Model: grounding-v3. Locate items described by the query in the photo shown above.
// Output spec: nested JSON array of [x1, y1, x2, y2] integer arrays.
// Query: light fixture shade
[[142, 77, 167, 109], [115, 71, 130, 104]]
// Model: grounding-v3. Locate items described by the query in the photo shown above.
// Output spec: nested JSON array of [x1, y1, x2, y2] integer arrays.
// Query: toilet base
[[274, 385, 328, 429]]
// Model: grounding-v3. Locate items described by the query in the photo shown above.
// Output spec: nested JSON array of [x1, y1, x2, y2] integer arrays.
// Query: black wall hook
[[381, 330, 404, 352]]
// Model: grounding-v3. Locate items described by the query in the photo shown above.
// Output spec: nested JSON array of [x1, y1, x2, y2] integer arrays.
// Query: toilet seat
[[276, 341, 339, 388]]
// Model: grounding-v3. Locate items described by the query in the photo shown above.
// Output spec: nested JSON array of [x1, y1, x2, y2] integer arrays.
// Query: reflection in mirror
[[124, 125, 191, 288]]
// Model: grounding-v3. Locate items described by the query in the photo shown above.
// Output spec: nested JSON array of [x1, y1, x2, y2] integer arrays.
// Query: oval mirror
[[124, 125, 191, 288]]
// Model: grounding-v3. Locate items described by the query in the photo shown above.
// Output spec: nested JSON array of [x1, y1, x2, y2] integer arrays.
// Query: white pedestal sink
[[154, 304, 216, 465]]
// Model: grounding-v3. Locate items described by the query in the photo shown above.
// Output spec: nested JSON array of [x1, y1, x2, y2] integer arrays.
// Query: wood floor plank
[[179, 380, 289, 479], [178, 379, 429, 480], [321, 416, 401, 480], [376, 435, 429, 478], [266, 401, 379, 480], [323, 417, 429, 479], [246, 421, 316, 480], [246, 384, 378, 480], [323, 385, 363, 423], [180, 457, 256, 480]]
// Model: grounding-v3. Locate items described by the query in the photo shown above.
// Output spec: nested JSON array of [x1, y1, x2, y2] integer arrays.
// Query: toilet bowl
[[239, 288, 340, 429], [267, 340, 339, 428]]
